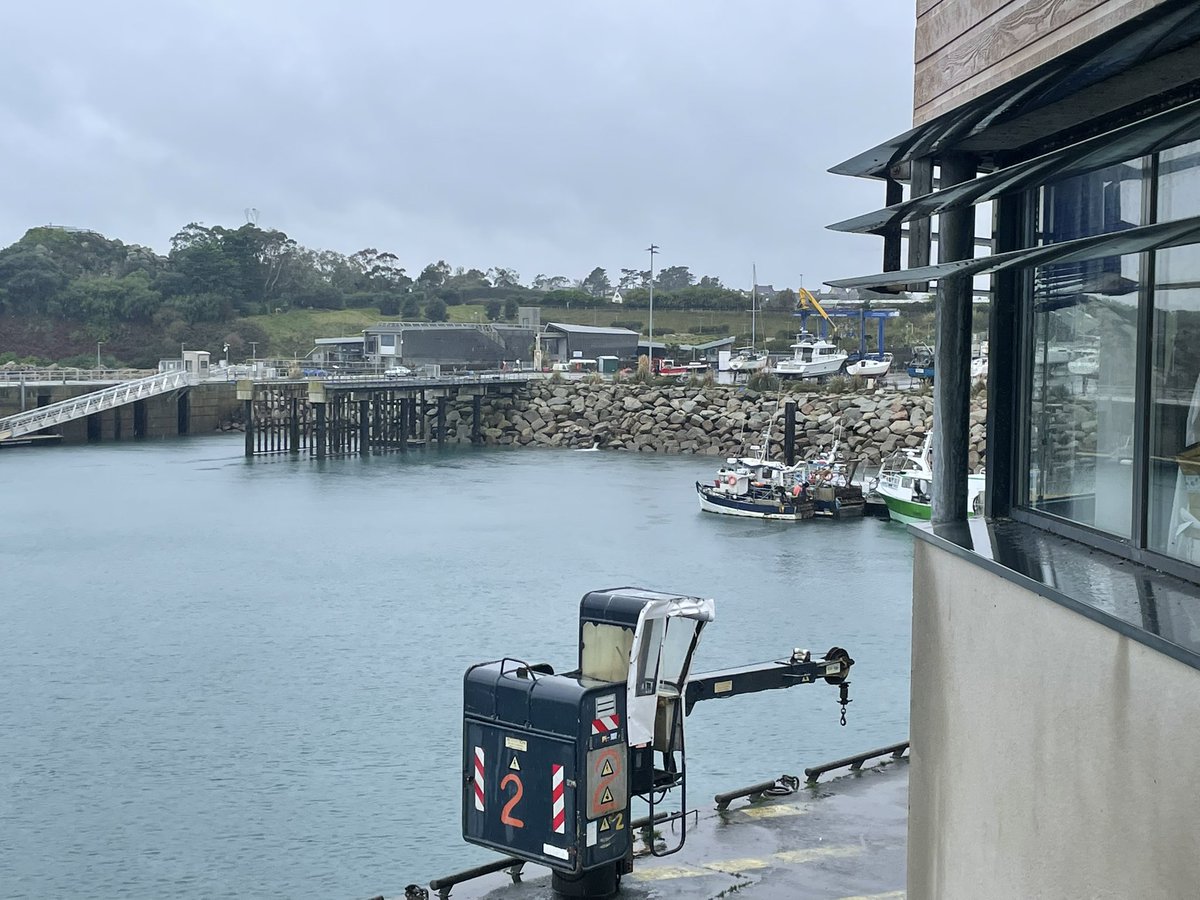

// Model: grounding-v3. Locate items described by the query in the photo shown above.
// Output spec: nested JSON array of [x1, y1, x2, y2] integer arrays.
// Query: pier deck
[[422, 756, 908, 900]]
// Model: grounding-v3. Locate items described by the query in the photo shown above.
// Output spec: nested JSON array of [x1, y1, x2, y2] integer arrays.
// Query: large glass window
[[1018, 136, 1200, 571], [1025, 160, 1146, 536], [1027, 253, 1141, 536], [1149, 141, 1200, 563]]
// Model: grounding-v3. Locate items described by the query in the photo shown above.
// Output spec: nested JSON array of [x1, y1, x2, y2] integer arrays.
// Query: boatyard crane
[[455, 587, 853, 898], [795, 286, 837, 337]]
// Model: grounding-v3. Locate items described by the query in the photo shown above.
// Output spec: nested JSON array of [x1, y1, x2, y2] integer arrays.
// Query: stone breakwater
[[446, 380, 988, 467]]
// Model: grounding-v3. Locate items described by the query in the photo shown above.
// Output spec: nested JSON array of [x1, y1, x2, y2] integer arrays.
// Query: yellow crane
[[796, 286, 835, 335]]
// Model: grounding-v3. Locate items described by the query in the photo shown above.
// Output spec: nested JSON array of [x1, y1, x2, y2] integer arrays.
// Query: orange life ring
[[726, 474, 737, 486]]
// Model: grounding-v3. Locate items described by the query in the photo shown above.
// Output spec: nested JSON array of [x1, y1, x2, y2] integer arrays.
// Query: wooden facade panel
[[916, 0, 1022, 62], [917, 0, 948, 16], [914, 0, 1168, 124]]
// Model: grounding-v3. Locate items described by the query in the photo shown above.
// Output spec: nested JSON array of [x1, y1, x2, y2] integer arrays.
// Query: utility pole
[[646, 244, 659, 371]]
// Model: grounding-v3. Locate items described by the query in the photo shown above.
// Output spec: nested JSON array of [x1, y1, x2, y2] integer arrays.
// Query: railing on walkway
[[0, 367, 153, 385], [0, 370, 194, 441]]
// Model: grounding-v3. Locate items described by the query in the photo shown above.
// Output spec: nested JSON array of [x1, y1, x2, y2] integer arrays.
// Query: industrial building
[[361, 322, 536, 371], [538, 323, 639, 364]]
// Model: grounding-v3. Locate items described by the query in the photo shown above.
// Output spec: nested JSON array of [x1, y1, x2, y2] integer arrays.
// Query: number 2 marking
[[500, 773, 525, 828]]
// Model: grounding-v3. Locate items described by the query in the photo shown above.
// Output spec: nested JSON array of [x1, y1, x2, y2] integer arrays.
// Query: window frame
[[1004, 139, 1200, 584]]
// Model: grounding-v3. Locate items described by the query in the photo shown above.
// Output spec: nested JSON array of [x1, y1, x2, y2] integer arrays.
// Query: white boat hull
[[729, 357, 768, 372], [845, 358, 891, 378], [773, 357, 846, 378]]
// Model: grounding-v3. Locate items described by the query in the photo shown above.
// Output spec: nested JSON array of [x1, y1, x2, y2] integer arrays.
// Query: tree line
[[0, 223, 774, 334]]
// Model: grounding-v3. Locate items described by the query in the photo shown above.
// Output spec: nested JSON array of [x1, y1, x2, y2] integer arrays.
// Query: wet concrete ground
[[420, 757, 908, 900]]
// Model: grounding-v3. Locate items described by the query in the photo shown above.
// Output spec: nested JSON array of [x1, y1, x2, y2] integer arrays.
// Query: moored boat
[[874, 433, 985, 524], [695, 446, 813, 519]]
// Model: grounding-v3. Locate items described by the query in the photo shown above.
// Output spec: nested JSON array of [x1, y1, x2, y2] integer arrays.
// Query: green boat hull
[[880, 494, 931, 525]]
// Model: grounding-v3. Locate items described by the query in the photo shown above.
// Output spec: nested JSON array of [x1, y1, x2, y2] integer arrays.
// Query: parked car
[[385, 365, 413, 378]]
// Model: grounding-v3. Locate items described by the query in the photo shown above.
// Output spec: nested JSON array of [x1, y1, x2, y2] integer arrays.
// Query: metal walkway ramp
[[0, 370, 194, 442]]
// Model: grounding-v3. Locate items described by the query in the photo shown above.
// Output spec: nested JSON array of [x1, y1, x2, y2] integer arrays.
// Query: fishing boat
[[772, 332, 848, 379], [695, 444, 813, 520], [845, 352, 893, 378], [793, 435, 866, 517], [874, 433, 985, 524]]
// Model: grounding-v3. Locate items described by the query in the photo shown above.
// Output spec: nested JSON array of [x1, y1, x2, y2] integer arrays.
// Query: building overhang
[[826, 213, 1200, 291], [830, 3, 1200, 180]]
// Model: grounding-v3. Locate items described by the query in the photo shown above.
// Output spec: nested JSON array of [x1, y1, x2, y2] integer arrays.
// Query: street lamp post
[[96, 341, 104, 369], [646, 244, 659, 371]]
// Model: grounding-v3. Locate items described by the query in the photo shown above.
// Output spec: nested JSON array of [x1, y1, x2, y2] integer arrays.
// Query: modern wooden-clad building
[[830, 3, 1200, 897]]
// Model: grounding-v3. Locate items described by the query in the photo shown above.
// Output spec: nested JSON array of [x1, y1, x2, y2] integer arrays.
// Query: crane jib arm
[[684, 648, 853, 715]]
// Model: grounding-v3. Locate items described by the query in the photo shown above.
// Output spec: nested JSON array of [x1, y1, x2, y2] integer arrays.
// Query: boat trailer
[[453, 586, 854, 898]]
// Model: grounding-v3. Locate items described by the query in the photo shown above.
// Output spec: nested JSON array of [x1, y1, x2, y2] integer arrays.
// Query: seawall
[[444, 379, 987, 467]]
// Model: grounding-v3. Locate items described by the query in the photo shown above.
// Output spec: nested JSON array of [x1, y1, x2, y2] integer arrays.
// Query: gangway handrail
[[0, 370, 195, 441]]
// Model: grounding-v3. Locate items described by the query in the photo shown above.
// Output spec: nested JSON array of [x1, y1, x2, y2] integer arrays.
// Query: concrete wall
[[914, 0, 1171, 124], [0, 382, 238, 445], [909, 540, 1200, 899]]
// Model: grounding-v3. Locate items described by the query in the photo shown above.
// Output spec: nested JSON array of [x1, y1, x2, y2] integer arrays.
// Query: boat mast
[[751, 264, 757, 350]]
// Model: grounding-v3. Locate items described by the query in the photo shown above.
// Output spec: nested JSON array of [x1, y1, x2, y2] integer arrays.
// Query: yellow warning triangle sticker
[[599, 817, 611, 832], [509, 757, 520, 771], [600, 786, 614, 804], [600, 759, 614, 777]]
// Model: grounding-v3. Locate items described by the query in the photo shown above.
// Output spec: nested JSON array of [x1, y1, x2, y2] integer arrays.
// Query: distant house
[[611, 290, 624, 305]]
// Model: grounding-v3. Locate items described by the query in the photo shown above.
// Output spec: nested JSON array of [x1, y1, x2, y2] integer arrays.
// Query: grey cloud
[[0, 1, 914, 288]]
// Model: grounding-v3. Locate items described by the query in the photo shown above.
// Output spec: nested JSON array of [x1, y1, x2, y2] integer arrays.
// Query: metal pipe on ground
[[427, 811, 672, 898], [804, 741, 909, 783]]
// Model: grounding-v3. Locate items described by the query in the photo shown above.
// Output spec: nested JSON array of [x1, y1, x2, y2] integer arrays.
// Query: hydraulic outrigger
[[456, 587, 854, 898]]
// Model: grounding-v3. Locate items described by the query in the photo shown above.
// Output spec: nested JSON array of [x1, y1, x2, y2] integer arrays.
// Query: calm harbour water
[[0, 435, 913, 899]]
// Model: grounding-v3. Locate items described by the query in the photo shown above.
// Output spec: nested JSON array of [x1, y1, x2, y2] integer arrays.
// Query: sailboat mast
[[751, 264, 757, 349]]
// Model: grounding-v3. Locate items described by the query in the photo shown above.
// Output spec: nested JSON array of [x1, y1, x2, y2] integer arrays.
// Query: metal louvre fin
[[825, 214, 1200, 290], [828, 5, 1200, 179], [829, 99, 1200, 235]]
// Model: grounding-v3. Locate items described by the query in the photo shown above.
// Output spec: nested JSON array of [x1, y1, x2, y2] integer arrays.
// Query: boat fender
[[714, 478, 721, 487], [726, 474, 737, 486]]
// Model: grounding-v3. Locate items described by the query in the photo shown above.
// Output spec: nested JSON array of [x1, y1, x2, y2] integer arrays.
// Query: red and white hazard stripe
[[590, 714, 620, 735], [473, 747, 485, 811], [551, 764, 565, 834]]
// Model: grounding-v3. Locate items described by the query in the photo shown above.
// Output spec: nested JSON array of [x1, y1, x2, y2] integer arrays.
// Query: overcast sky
[[0, 1, 916, 290]]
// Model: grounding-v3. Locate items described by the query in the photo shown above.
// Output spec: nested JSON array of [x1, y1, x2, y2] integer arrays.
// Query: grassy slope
[[239, 308, 382, 359], [238, 302, 951, 359]]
